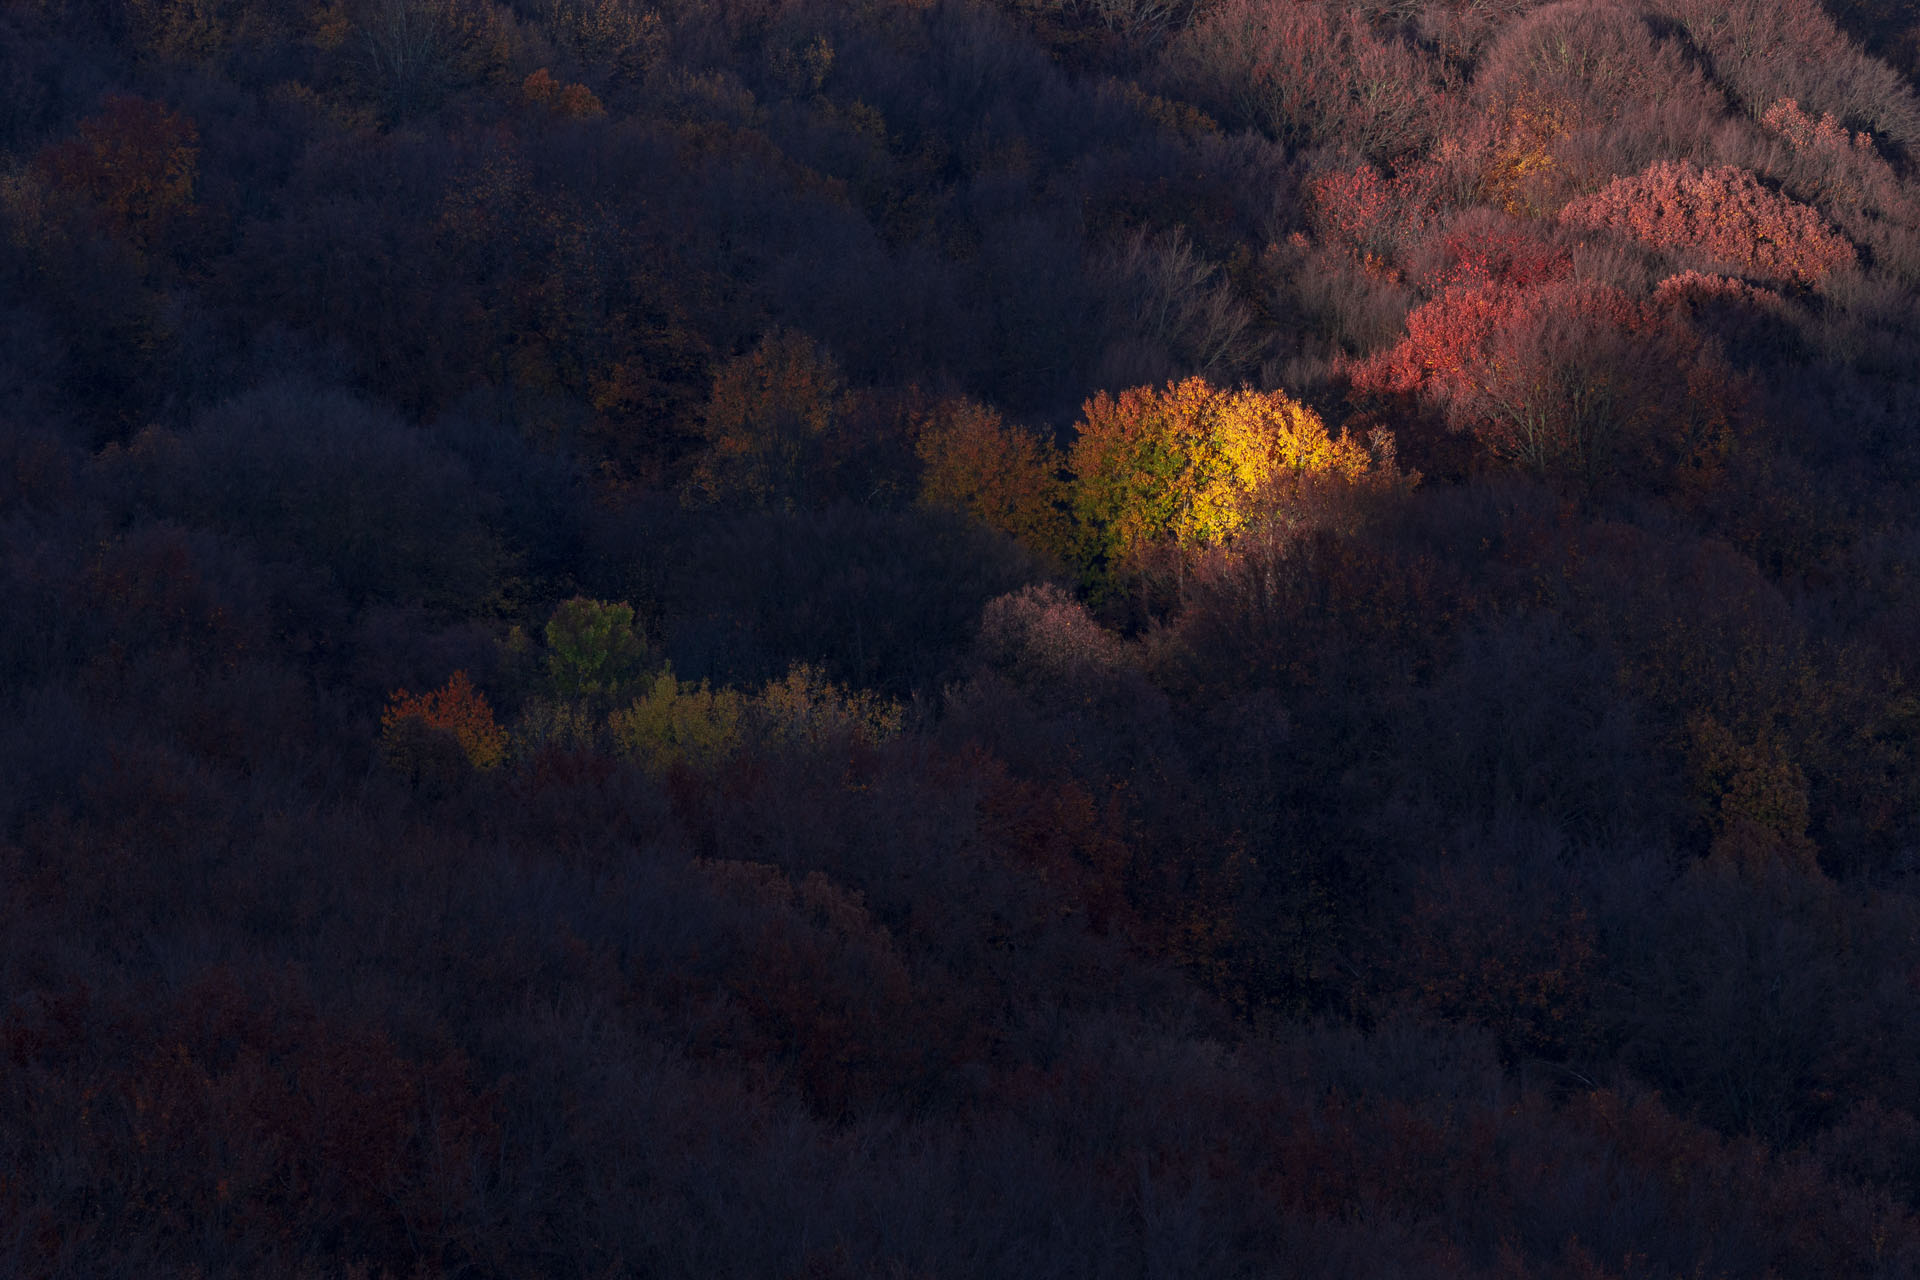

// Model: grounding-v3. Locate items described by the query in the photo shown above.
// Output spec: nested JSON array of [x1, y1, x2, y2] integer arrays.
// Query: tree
[[36, 94, 197, 252], [1069, 377, 1374, 577], [689, 329, 848, 510], [915, 397, 1072, 561], [1560, 160, 1855, 287], [1347, 256, 1747, 493], [1165, 0, 1437, 163], [1305, 161, 1444, 267], [537, 0, 665, 86], [522, 68, 605, 118], [352, 0, 507, 120], [381, 670, 508, 779], [609, 667, 744, 772], [544, 597, 648, 700], [1654, 0, 1920, 153], [750, 663, 902, 750], [1093, 227, 1267, 385], [127, 0, 230, 65]]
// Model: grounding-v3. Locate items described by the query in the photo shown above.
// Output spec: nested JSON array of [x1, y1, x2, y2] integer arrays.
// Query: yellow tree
[[1068, 377, 1373, 576]]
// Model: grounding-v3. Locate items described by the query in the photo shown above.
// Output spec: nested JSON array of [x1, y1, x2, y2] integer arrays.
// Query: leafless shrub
[[1093, 226, 1268, 385]]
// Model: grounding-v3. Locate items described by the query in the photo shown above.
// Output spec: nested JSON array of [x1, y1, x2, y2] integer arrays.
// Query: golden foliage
[[753, 664, 902, 748], [610, 667, 745, 771], [1480, 98, 1568, 216], [1688, 713, 1821, 876], [611, 663, 899, 771], [1068, 377, 1374, 573]]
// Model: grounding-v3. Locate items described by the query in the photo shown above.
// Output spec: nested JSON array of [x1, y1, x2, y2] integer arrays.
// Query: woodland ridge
[[6, 0, 1920, 1275]]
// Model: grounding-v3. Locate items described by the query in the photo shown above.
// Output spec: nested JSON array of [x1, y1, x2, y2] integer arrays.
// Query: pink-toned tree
[[1560, 160, 1855, 287], [1305, 160, 1447, 267], [1165, 0, 1438, 162]]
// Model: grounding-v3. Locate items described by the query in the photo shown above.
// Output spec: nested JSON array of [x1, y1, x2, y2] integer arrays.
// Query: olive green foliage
[[610, 667, 746, 771], [544, 596, 649, 700], [752, 662, 903, 748], [610, 662, 901, 772]]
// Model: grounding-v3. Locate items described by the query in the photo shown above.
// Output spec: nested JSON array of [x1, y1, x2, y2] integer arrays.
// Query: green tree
[[544, 596, 647, 700]]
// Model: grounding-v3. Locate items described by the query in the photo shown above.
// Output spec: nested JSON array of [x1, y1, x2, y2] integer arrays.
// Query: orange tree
[[915, 396, 1072, 562], [380, 671, 508, 778]]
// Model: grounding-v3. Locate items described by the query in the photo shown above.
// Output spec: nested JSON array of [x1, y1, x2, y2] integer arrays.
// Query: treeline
[[6, 0, 1920, 1276]]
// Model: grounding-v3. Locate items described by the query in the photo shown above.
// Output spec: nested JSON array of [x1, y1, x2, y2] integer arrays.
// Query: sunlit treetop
[[1560, 160, 1855, 287], [1069, 377, 1377, 573]]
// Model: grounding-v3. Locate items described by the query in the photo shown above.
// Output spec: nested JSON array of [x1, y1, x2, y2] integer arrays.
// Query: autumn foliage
[[1560, 160, 1856, 287], [521, 68, 604, 118], [1306, 161, 1443, 266], [381, 671, 508, 775], [35, 94, 197, 249], [915, 397, 1071, 559], [10, 0, 1920, 1274], [1070, 377, 1378, 573], [1348, 221, 1747, 492], [689, 328, 850, 509]]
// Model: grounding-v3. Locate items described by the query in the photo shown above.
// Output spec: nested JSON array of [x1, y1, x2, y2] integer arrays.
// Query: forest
[[5, 0, 1920, 1274]]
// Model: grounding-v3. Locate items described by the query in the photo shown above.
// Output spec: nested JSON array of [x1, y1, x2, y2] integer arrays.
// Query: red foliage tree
[[1559, 160, 1855, 286], [1411, 210, 1572, 293], [1348, 267, 1745, 493], [381, 670, 508, 779], [1762, 96, 1876, 157], [1306, 159, 1447, 269]]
